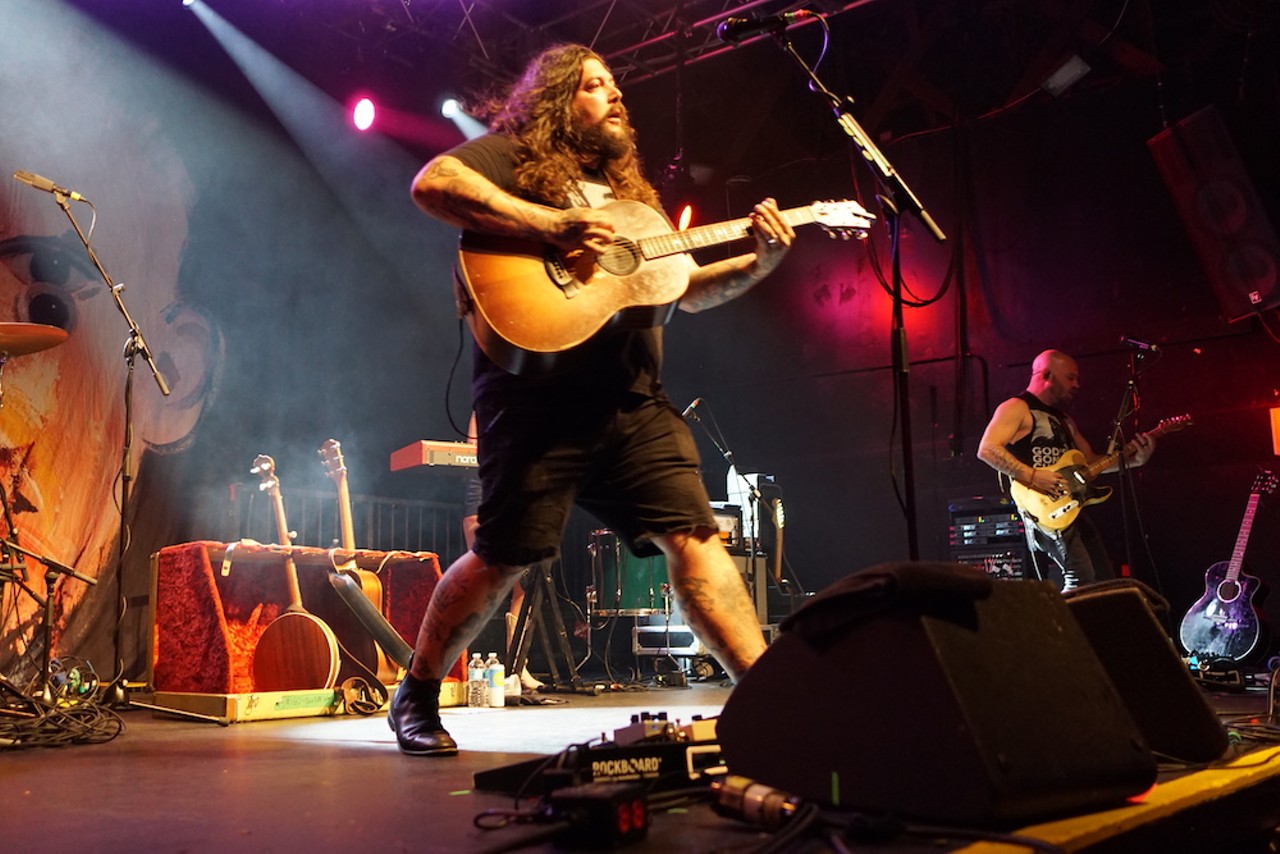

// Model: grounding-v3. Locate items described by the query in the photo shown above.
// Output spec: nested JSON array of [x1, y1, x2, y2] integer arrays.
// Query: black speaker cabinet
[[1064, 581, 1229, 764], [718, 568, 1156, 826]]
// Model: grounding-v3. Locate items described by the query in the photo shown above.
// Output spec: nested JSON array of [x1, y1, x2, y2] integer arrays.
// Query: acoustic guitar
[[1179, 470, 1276, 662], [454, 198, 875, 375], [1009, 414, 1192, 534], [250, 454, 340, 692], [317, 438, 399, 684]]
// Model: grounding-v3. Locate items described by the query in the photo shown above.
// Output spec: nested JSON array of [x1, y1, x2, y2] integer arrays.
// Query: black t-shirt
[[445, 133, 665, 403]]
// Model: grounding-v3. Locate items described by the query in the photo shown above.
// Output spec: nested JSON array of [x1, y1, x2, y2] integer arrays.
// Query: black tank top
[[1006, 391, 1075, 469]]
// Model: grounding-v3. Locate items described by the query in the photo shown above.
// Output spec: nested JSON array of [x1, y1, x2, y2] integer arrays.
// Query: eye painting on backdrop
[[0, 2, 222, 686]]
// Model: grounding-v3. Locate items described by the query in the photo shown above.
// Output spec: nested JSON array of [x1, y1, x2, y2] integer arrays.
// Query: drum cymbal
[[0, 322, 69, 356]]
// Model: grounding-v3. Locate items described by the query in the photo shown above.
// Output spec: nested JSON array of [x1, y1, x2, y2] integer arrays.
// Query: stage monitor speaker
[[717, 563, 1156, 826], [1148, 105, 1280, 321], [1064, 580, 1229, 764]]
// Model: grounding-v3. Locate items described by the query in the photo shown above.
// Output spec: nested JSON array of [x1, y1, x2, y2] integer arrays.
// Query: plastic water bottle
[[468, 652, 488, 708], [485, 651, 505, 708]]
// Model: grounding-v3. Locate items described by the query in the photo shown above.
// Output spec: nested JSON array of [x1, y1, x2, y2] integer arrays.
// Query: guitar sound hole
[[1217, 580, 1241, 603], [597, 238, 641, 277]]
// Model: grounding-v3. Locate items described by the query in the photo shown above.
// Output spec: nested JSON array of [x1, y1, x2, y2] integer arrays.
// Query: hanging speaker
[[717, 563, 1156, 826], [1148, 105, 1280, 321]]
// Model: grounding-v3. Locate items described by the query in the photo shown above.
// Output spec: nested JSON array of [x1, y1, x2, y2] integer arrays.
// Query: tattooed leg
[[409, 550, 525, 681], [656, 529, 767, 681]]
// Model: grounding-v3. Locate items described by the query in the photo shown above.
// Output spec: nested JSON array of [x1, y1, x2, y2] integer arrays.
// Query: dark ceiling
[[56, 0, 1280, 230]]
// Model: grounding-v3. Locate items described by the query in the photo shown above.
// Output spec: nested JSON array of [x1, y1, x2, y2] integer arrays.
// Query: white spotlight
[[440, 98, 460, 119]]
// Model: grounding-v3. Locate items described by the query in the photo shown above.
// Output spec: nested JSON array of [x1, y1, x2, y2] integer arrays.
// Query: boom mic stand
[[1107, 348, 1165, 602], [762, 24, 947, 559], [0, 537, 97, 702], [44, 189, 170, 708], [683, 400, 778, 623]]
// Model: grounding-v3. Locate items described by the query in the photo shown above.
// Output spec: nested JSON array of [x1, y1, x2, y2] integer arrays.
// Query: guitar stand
[[506, 560, 594, 698]]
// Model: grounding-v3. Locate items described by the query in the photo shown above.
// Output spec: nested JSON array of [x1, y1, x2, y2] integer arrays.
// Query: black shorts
[[471, 392, 717, 567]]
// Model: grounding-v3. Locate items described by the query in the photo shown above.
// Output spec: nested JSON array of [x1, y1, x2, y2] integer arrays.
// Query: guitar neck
[[638, 206, 819, 260], [269, 490, 303, 610], [1080, 420, 1177, 483], [335, 477, 356, 551], [1226, 492, 1263, 582]]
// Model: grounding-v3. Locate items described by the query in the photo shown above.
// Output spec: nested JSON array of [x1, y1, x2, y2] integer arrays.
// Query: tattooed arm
[[680, 198, 794, 314], [411, 155, 616, 254], [978, 397, 1071, 497]]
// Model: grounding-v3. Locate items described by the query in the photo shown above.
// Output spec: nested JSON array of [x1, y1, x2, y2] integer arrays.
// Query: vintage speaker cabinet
[[147, 541, 465, 720]]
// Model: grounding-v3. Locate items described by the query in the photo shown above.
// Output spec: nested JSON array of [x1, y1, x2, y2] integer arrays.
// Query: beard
[[567, 113, 636, 163]]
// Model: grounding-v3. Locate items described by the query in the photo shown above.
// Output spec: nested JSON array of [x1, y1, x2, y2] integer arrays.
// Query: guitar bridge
[[545, 251, 581, 298]]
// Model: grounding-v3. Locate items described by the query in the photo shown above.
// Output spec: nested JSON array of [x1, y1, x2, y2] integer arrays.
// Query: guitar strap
[[334, 638, 388, 715], [340, 675, 386, 716]]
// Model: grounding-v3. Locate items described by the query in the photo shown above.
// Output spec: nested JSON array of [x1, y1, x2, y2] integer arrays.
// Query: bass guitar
[[250, 454, 340, 692], [454, 198, 875, 375], [317, 438, 399, 684], [1179, 470, 1276, 662], [1009, 414, 1192, 534]]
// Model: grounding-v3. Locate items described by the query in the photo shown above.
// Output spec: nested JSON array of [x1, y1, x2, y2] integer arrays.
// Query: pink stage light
[[352, 97, 375, 131]]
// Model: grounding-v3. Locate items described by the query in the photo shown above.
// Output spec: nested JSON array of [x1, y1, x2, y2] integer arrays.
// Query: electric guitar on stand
[[1179, 470, 1276, 662], [317, 439, 400, 685], [455, 198, 875, 375], [1009, 414, 1192, 534], [250, 454, 340, 692]]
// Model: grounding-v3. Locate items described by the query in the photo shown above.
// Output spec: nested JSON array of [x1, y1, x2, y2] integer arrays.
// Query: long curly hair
[[483, 44, 661, 211]]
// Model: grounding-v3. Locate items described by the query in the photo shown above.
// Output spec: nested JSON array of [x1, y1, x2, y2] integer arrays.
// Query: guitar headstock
[[811, 199, 876, 238], [250, 454, 280, 496], [318, 439, 346, 484], [1252, 469, 1278, 496], [1153, 413, 1194, 435]]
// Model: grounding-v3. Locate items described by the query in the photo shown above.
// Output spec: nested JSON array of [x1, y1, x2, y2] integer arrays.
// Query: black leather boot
[[388, 673, 458, 756]]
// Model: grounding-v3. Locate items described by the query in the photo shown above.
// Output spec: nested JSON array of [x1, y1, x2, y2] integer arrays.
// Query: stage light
[[352, 97, 375, 131], [440, 99, 486, 140], [182, 0, 197, 7], [676, 204, 694, 231], [1271, 407, 1280, 455]]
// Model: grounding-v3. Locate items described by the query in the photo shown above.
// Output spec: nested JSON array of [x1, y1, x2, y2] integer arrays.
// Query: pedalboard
[[473, 711, 724, 796]]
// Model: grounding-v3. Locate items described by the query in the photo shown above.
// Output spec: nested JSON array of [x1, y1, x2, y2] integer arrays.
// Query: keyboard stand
[[506, 560, 594, 696]]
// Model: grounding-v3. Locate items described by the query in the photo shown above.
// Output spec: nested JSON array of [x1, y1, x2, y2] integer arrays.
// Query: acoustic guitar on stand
[[250, 454, 340, 692], [455, 198, 875, 375], [1009, 414, 1193, 534], [318, 438, 399, 684], [1179, 470, 1276, 662]]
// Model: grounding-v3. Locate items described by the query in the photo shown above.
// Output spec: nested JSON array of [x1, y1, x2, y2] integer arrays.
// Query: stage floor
[[4, 676, 1280, 853]]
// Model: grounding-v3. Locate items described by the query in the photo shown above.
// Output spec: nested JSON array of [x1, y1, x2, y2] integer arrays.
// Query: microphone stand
[[1108, 350, 1152, 593], [685, 405, 772, 624], [764, 27, 947, 560], [49, 191, 170, 707]]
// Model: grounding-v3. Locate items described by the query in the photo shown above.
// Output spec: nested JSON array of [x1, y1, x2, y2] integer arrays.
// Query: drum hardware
[[0, 322, 69, 408], [588, 528, 672, 617], [0, 323, 99, 702]]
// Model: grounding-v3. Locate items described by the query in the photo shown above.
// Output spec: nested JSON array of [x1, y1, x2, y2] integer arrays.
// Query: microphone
[[13, 170, 87, 202], [1120, 336, 1159, 352], [681, 397, 703, 419], [716, 10, 815, 44]]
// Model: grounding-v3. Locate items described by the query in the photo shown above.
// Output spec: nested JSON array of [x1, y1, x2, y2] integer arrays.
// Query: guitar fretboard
[[1228, 493, 1263, 580], [639, 206, 820, 260]]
